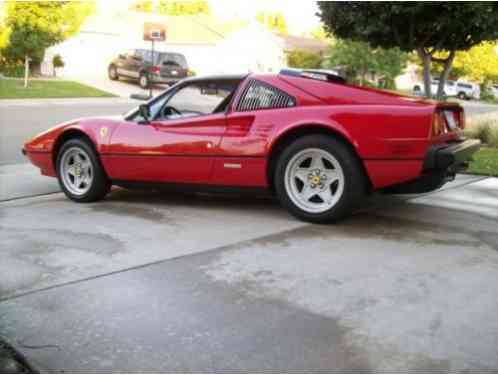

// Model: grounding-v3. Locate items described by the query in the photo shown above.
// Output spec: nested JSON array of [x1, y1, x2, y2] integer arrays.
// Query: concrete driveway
[[1, 174, 497, 372]]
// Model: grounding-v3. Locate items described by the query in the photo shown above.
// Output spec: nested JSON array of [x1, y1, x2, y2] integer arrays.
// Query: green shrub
[[52, 54, 64, 69], [0, 63, 25, 78], [465, 116, 498, 147], [286, 49, 323, 69]]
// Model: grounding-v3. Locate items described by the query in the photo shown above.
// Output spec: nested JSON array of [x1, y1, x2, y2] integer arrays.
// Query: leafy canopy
[[256, 11, 288, 34], [1, 1, 94, 65], [130, 1, 210, 16], [317, 2, 498, 53], [325, 39, 408, 88], [453, 42, 498, 83]]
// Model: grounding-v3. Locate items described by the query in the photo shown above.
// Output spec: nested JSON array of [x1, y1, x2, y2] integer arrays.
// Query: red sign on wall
[[144, 22, 166, 41]]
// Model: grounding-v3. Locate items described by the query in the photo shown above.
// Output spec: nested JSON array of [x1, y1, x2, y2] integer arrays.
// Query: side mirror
[[138, 104, 151, 123]]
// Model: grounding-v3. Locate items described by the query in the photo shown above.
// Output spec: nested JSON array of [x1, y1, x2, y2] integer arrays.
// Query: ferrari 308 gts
[[23, 69, 481, 223]]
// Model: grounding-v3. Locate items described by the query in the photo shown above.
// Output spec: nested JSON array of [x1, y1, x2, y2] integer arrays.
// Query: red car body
[[24, 71, 479, 198]]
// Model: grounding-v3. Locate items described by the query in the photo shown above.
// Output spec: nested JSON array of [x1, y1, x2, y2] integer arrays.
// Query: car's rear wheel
[[457, 92, 467, 100], [56, 138, 111, 202], [108, 65, 118, 80], [139, 73, 150, 89], [274, 135, 365, 223]]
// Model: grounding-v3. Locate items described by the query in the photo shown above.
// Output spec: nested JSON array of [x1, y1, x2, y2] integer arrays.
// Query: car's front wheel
[[274, 135, 365, 223], [56, 138, 111, 202]]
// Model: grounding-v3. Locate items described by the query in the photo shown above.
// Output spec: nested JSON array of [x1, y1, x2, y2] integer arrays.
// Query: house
[[42, 9, 286, 78], [275, 33, 329, 56]]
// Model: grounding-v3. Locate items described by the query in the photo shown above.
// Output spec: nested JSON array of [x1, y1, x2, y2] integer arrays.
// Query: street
[[1, 93, 498, 371]]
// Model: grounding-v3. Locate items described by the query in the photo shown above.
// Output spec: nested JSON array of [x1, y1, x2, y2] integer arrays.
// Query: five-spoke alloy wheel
[[60, 146, 94, 196], [275, 135, 365, 223], [284, 148, 345, 214], [56, 138, 111, 202]]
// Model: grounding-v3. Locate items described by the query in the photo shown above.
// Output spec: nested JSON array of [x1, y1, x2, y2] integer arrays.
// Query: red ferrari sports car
[[23, 69, 480, 223]]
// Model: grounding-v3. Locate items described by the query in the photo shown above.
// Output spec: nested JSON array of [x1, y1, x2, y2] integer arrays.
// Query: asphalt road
[[0, 98, 138, 166]]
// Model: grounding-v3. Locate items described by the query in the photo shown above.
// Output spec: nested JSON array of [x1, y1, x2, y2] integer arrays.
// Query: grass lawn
[[467, 147, 498, 177], [0, 78, 115, 99]]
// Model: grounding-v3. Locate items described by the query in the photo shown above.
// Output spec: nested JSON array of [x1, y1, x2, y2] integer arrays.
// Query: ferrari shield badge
[[100, 127, 108, 138]]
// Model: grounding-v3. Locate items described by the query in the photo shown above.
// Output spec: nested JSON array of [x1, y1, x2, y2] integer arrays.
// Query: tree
[[318, 2, 498, 99], [452, 42, 498, 83], [130, 1, 210, 15], [256, 11, 288, 34], [1, 1, 94, 72], [325, 39, 408, 88], [287, 49, 322, 69], [157, 1, 209, 16]]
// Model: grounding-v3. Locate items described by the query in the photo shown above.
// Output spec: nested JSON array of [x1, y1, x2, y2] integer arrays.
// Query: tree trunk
[[436, 50, 455, 100], [417, 48, 432, 99]]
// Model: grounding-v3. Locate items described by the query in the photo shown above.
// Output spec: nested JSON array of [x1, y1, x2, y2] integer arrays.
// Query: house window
[[237, 80, 296, 112]]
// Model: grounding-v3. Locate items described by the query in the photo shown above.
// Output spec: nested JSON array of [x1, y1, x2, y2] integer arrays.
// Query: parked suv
[[455, 81, 480, 100], [413, 79, 457, 98], [108, 49, 189, 88]]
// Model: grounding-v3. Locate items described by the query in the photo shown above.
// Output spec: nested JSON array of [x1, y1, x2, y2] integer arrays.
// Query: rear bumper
[[150, 74, 184, 84], [382, 139, 481, 194], [423, 139, 481, 172]]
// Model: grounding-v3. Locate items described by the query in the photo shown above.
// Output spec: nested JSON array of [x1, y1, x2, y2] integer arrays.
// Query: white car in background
[[455, 81, 480, 100], [413, 79, 457, 98], [413, 79, 480, 100]]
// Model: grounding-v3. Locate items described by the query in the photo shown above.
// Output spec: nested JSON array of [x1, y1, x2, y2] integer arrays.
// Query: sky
[[209, 0, 322, 36], [96, 0, 322, 36]]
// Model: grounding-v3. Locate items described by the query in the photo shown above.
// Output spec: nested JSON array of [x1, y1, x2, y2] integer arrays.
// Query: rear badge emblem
[[100, 127, 108, 138]]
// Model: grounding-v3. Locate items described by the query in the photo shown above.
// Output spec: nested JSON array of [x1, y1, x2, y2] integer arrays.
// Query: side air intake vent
[[237, 80, 296, 112]]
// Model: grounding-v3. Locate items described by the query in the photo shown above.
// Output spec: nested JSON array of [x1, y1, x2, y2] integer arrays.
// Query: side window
[[237, 80, 295, 112], [132, 50, 143, 61], [160, 81, 238, 119]]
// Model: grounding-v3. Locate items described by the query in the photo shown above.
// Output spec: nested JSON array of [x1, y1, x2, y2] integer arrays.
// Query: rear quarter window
[[237, 80, 296, 112]]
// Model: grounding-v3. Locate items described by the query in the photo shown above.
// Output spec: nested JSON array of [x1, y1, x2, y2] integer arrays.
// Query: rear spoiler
[[279, 68, 347, 84]]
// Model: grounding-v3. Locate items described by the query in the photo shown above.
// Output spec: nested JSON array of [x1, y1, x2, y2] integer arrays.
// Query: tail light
[[431, 108, 465, 137], [149, 66, 160, 74]]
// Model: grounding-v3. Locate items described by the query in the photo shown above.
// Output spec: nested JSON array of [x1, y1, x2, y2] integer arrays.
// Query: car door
[[126, 49, 143, 79], [104, 80, 238, 184], [116, 49, 136, 78]]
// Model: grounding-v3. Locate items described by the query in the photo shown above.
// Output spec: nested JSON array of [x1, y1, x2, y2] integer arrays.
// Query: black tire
[[108, 65, 119, 80], [274, 135, 366, 223], [139, 72, 150, 89], [457, 92, 467, 100], [56, 138, 111, 203]]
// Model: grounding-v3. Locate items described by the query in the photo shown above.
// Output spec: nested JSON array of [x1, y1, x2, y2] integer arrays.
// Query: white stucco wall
[[43, 21, 286, 78]]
